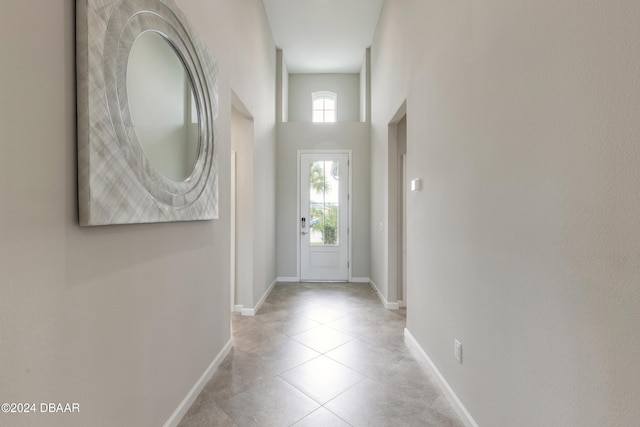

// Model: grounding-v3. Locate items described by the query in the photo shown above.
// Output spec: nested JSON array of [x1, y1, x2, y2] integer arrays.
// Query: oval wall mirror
[[76, 0, 219, 225], [127, 31, 201, 182]]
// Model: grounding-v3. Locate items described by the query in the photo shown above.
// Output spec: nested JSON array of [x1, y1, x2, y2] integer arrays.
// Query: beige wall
[[276, 122, 371, 279], [0, 1, 275, 426], [276, 54, 370, 280], [288, 73, 361, 122], [371, 0, 640, 426]]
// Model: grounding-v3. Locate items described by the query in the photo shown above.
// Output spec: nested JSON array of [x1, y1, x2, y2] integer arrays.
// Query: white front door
[[300, 152, 349, 281]]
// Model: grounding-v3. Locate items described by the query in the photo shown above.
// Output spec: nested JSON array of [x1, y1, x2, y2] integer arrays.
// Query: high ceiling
[[262, 0, 384, 74]]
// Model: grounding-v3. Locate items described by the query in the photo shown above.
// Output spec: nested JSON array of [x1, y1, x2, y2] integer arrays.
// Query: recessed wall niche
[[76, 0, 219, 225]]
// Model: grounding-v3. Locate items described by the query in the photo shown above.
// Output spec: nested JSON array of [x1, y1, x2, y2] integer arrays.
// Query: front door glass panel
[[309, 161, 340, 246]]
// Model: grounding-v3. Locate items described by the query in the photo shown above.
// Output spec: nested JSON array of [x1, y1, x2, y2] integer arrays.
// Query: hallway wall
[[276, 55, 370, 281], [288, 73, 361, 122], [276, 122, 371, 280], [0, 1, 275, 426], [370, 0, 640, 426]]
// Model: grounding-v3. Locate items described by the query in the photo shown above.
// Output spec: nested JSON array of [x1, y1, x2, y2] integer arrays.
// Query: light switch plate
[[454, 339, 462, 363]]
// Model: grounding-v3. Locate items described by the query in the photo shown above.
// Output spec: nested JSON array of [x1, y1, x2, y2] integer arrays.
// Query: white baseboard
[[278, 277, 371, 284], [239, 279, 277, 316], [164, 338, 233, 427], [233, 305, 244, 313], [253, 279, 276, 314], [404, 329, 479, 427], [369, 279, 400, 310], [241, 307, 255, 316]]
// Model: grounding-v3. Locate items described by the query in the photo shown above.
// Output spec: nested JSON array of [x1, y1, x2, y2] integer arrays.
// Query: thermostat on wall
[[411, 178, 422, 192]]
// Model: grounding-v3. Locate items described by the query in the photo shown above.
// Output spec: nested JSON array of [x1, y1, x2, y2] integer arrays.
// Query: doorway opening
[[231, 94, 254, 314], [388, 102, 407, 308]]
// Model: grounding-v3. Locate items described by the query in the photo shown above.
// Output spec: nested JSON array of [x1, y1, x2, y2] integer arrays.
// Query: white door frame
[[387, 101, 406, 308], [400, 153, 407, 307], [230, 150, 236, 312], [297, 149, 352, 281]]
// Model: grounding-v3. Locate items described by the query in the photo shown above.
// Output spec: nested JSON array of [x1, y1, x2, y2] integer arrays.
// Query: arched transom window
[[312, 91, 337, 123]]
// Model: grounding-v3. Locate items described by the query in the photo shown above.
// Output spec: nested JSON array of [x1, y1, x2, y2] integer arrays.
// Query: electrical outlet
[[379, 222, 383, 232], [454, 339, 462, 363]]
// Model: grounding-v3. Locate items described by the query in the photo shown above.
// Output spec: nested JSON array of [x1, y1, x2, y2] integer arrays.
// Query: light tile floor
[[178, 282, 465, 427]]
